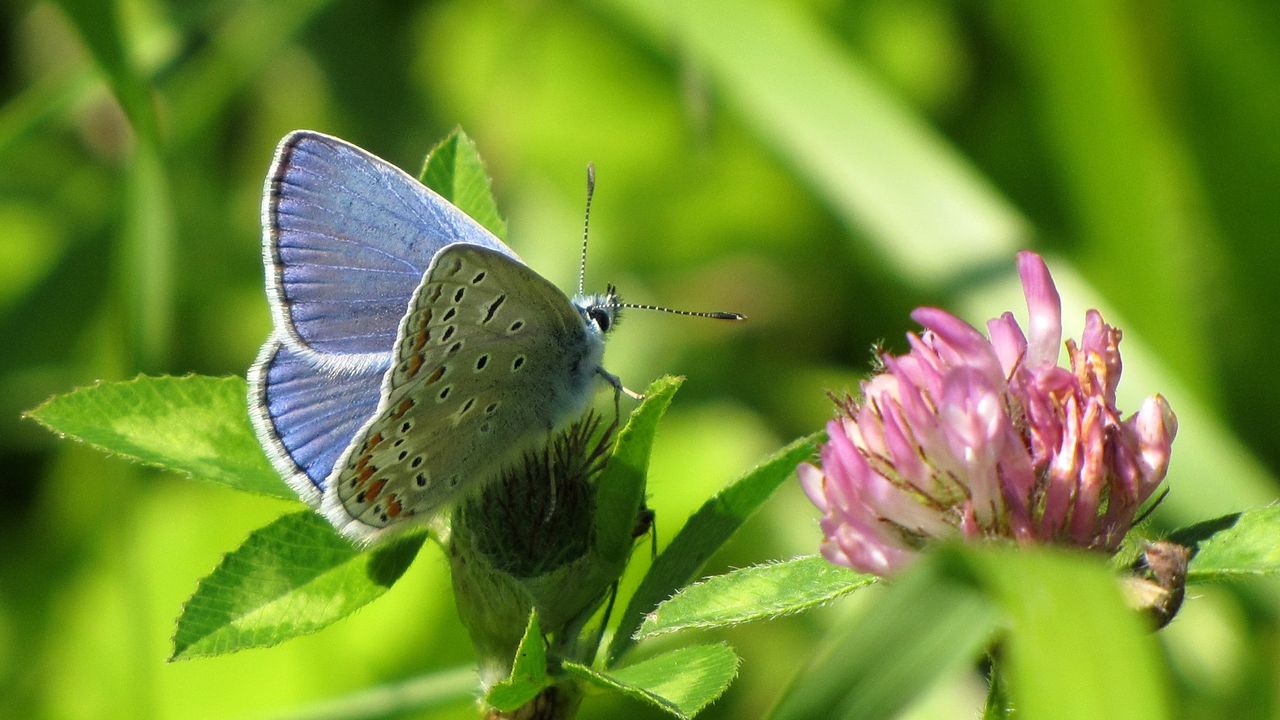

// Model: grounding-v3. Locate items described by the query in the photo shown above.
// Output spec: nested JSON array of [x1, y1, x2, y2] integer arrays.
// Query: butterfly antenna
[[614, 301, 746, 321], [577, 164, 743, 322], [577, 163, 596, 296]]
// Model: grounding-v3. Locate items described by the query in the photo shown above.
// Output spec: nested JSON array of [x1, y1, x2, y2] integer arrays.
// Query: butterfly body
[[248, 130, 619, 543]]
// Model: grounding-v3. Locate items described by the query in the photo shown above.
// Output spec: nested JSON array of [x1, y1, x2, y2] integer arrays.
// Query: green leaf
[[608, 434, 818, 664], [1174, 506, 1280, 580], [485, 611, 550, 712], [983, 657, 1012, 720], [770, 552, 999, 720], [953, 545, 1169, 720], [171, 511, 424, 660], [26, 375, 291, 501], [638, 555, 875, 639], [565, 643, 739, 719], [419, 127, 508, 240], [594, 375, 684, 568]]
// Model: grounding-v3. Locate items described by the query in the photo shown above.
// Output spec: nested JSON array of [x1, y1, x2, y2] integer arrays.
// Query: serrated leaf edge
[[636, 556, 877, 639], [169, 512, 412, 661], [24, 373, 294, 501], [563, 642, 740, 720]]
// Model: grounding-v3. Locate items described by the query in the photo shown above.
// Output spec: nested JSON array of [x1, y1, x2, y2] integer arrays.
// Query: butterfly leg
[[590, 580, 621, 664], [633, 503, 658, 561], [597, 368, 643, 432], [597, 368, 644, 401]]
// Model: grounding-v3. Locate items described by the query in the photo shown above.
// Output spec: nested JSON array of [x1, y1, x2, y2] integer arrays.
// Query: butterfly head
[[573, 283, 622, 336]]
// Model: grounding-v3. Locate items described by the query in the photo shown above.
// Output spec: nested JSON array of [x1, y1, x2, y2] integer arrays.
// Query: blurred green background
[[3, 0, 1279, 717]]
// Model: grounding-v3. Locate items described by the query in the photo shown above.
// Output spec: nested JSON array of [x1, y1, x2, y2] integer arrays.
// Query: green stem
[[121, 142, 172, 371], [272, 666, 477, 720], [982, 653, 1012, 720]]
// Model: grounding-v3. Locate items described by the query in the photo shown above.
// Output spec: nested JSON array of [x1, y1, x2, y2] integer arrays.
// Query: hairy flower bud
[[449, 414, 619, 687]]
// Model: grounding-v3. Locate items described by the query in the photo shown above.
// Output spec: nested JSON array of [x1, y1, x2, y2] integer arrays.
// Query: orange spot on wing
[[412, 313, 432, 352], [391, 397, 414, 419], [365, 479, 386, 503], [357, 465, 376, 485], [405, 354, 424, 378], [386, 499, 402, 518], [425, 366, 445, 385]]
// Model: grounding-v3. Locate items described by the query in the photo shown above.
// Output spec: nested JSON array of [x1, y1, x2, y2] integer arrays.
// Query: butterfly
[[248, 131, 740, 544]]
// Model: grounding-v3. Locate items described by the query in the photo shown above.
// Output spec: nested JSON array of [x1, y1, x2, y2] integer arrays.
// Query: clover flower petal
[[801, 252, 1177, 575]]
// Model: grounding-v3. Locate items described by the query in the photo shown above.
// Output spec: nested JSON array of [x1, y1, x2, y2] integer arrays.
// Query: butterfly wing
[[248, 336, 387, 506], [321, 244, 605, 543], [263, 130, 518, 368]]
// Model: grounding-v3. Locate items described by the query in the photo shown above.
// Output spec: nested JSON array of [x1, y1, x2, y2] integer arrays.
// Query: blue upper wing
[[248, 336, 387, 505], [262, 130, 518, 364]]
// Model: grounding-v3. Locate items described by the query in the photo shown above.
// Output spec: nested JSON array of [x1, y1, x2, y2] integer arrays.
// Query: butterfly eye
[[588, 307, 612, 333]]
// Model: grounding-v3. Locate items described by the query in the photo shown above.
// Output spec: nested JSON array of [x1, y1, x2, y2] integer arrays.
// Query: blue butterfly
[[248, 131, 634, 543]]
